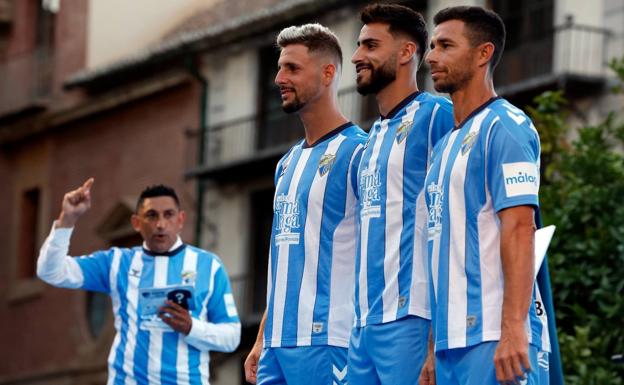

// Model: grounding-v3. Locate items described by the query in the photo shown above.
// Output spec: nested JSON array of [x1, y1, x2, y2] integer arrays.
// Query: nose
[[275, 69, 286, 86], [351, 46, 363, 64], [156, 216, 166, 229], [425, 47, 436, 65]]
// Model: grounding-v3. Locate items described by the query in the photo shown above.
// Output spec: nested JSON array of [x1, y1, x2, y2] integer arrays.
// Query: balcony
[[496, 16, 613, 97], [0, 47, 54, 118], [189, 86, 376, 182]]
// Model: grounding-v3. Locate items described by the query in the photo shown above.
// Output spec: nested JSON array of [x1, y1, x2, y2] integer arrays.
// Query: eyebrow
[[357, 37, 380, 47], [431, 37, 453, 46]]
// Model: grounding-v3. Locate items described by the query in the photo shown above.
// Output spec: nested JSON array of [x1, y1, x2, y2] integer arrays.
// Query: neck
[[449, 74, 497, 126], [299, 91, 348, 145], [375, 70, 419, 117]]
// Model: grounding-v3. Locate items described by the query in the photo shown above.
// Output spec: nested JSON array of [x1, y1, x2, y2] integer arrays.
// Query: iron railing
[[201, 86, 376, 168], [495, 17, 613, 88]]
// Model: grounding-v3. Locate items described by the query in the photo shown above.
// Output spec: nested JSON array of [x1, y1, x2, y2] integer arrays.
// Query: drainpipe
[[185, 55, 209, 247]]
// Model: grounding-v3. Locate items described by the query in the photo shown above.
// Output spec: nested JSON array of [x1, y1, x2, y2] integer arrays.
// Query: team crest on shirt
[[274, 194, 301, 245], [460, 131, 478, 155], [181, 270, 196, 285], [427, 182, 444, 239], [318, 153, 336, 177], [395, 120, 413, 144]]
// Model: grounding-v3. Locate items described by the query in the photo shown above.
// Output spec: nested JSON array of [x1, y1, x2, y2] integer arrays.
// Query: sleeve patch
[[502, 162, 539, 197], [224, 293, 237, 317]]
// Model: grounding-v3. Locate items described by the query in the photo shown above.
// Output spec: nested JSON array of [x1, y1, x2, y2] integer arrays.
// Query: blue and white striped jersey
[[264, 122, 367, 348], [38, 228, 241, 385], [424, 97, 550, 352], [354, 92, 454, 327]]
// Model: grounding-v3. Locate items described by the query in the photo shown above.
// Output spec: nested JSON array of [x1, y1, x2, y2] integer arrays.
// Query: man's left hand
[[494, 321, 531, 384], [159, 300, 193, 335]]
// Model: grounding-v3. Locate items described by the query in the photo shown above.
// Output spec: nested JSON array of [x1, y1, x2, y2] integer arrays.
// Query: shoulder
[[187, 245, 225, 268], [279, 142, 302, 165], [418, 92, 453, 113], [340, 124, 368, 146], [488, 99, 539, 142]]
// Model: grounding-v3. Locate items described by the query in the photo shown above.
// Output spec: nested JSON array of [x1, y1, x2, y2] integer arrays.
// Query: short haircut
[[433, 6, 506, 70], [136, 184, 180, 212], [360, 3, 428, 66], [276, 23, 343, 67]]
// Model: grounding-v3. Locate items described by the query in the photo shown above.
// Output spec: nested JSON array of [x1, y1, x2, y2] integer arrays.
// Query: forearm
[[37, 223, 84, 288], [184, 319, 241, 352], [255, 309, 268, 346], [499, 207, 536, 328]]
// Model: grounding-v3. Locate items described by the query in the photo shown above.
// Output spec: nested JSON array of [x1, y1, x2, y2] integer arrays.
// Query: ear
[[177, 210, 186, 231], [321, 63, 337, 86], [476, 42, 495, 68], [131, 214, 141, 232], [398, 40, 418, 65]]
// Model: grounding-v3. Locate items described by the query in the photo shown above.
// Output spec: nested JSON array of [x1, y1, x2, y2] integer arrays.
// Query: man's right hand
[[57, 178, 94, 228], [244, 341, 263, 384]]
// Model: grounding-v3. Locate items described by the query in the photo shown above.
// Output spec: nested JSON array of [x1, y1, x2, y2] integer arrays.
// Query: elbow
[[223, 323, 242, 352]]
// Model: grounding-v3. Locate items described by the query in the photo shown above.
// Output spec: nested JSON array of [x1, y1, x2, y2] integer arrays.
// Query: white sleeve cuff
[[184, 318, 241, 353]]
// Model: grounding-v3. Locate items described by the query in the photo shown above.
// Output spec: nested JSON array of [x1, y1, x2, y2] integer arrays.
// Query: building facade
[[1, 0, 622, 384]]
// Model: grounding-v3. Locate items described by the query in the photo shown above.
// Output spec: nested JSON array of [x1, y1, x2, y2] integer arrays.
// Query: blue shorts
[[348, 315, 430, 385], [257, 345, 347, 385], [537, 351, 549, 384], [435, 341, 540, 385]]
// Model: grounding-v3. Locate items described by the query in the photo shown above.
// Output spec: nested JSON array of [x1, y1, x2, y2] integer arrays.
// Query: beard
[[432, 66, 474, 94], [282, 95, 304, 113], [356, 54, 397, 95]]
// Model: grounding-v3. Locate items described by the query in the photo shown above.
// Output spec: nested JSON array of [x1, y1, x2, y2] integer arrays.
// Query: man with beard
[[421, 6, 550, 385], [243, 24, 366, 385], [348, 4, 454, 385]]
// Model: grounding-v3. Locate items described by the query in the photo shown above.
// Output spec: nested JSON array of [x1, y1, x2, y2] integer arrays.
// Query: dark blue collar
[[142, 243, 186, 257], [453, 96, 501, 131], [381, 91, 421, 120], [302, 121, 354, 148]]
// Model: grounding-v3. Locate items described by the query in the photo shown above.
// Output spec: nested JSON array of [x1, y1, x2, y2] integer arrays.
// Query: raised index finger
[[82, 177, 95, 192]]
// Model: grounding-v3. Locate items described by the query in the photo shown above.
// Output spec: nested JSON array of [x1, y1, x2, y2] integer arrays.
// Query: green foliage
[[530, 58, 624, 384]]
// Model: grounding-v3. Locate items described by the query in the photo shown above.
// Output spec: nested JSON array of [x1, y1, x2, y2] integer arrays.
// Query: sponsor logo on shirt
[[360, 168, 381, 218], [396, 120, 413, 144], [224, 293, 238, 317], [427, 182, 444, 239], [279, 158, 291, 177], [502, 162, 539, 197], [274, 194, 301, 245], [318, 153, 336, 177]]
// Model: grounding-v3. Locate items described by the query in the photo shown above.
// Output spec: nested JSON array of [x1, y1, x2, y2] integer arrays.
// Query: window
[[491, 0, 555, 87], [34, 0, 55, 97], [257, 45, 303, 151], [247, 188, 274, 315], [16, 187, 40, 280]]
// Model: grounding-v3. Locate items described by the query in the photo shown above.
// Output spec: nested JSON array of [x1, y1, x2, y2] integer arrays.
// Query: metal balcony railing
[[201, 86, 375, 169], [0, 47, 54, 116], [495, 17, 613, 89]]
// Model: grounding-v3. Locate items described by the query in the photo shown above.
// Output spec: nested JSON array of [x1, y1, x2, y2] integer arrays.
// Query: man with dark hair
[[422, 5, 550, 385], [349, 4, 454, 385], [37, 178, 241, 384], [243, 24, 366, 385], [135, 184, 180, 212]]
